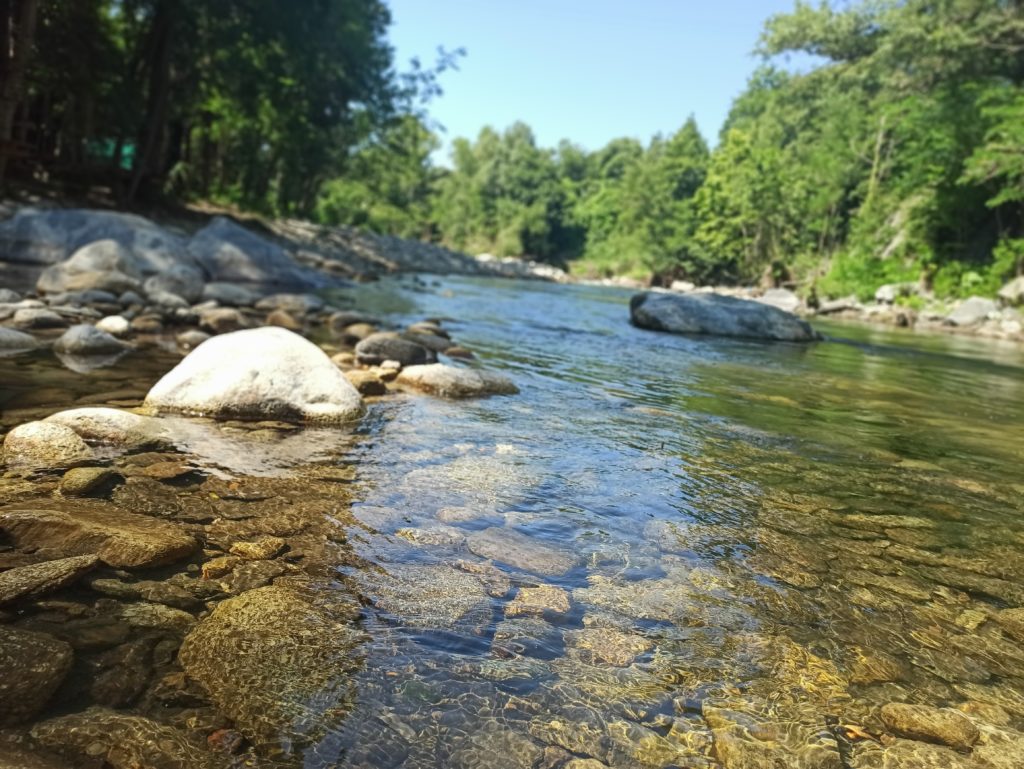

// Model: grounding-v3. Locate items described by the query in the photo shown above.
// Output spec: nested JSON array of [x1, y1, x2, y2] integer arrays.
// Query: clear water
[[3, 275, 1024, 768]]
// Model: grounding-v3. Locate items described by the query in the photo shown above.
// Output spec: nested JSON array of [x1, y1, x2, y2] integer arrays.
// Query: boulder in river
[[178, 585, 364, 752], [143, 262, 205, 303], [2, 421, 94, 468], [0, 326, 38, 354], [467, 527, 577, 576], [0, 503, 198, 568], [396, 363, 518, 398], [629, 291, 820, 342], [52, 323, 131, 355], [0, 628, 74, 725], [35, 239, 143, 295], [947, 296, 998, 327], [879, 702, 980, 750], [144, 326, 363, 423], [44, 406, 167, 449], [355, 331, 436, 366]]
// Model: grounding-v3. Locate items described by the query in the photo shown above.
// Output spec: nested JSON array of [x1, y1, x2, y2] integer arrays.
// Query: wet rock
[[229, 536, 286, 560], [52, 323, 131, 355], [369, 563, 492, 628], [119, 601, 196, 633], [402, 330, 454, 353], [507, 585, 571, 618], [395, 525, 466, 548], [0, 738, 70, 769], [995, 608, 1024, 642], [0, 504, 198, 568], [89, 637, 155, 707], [188, 215, 326, 289], [564, 627, 654, 666], [397, 363, 519, 398], [31, 707, 229, 769], [467, 527, 576, 576], [202, 281, 261, 306], [2, 421, 94, 467], [344, 369, 388, 395], [630, 291, 820, 342], [220, 559, 287, 593], [947, 296, 998, 326], [564, 760, 609, 769], [879, 702, 980, 750], [11, 307, 66, 329], [450, 721, 544, 769], [265, 308, 301, 330], [178, 585, 363, 751], [0, 628, 74, 725], [145, 326, 363, 423], [492, 617, 563, 660], [176, 329, 211, 349], [144, 263, 205, 303], [89, 577, 200, 609], [0, 554, 99, 604], [35, 239, 143, 295], [0, 326, 38, 353], [703, 706, 840, 769], [198, 306, 249, 334], [355, 332, 436, 366], [847, 646, 907, 685], [45, 407, 166, 449], [201, 556, 240, 580], [95, 314, 131, 337]]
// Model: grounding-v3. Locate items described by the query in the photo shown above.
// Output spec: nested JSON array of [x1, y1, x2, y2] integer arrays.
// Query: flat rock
[[143, 263, 205, 303], [0, 554, 99, 605], [2, 421, 94, 468], [31, 707, 228, 769], [229, 536, 286, 560], [52, 323, 131, 355], [45, 407, 167, 449], [368, 563, 492, 628], [996, 607, 1024, 642], [0, 628, 74, 725], [564, 627, 654, 666], [344, 369, 387, 395], [178, 585, 363, 752], [507, 584, 571, 617], [59, 467, 118, 496], [355, 332, 436, 366], [0, 503, 198, 568], [144, 326, 362, 423], [35, 239, 143, 295], [397, 363, 519, 398], [11, 307, 67, 329], [201, 281, 261, 306], [0, 326, 38, 353], [947, 296, 998, 326], [630, 291, 820, 342], [467, 527, 576, 576], [880, 702, 980, 750]]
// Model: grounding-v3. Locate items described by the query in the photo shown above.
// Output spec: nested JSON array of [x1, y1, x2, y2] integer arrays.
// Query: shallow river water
[[3, 275, 1024, 768]]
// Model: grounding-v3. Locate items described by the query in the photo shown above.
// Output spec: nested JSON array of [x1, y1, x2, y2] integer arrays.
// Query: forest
[[2, 0, 1023, 300]]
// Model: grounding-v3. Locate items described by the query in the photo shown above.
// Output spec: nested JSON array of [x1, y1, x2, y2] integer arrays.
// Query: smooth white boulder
[[95, 315, 131, 337], [44, 407, 167, 449], [144, 327, 362, 423]]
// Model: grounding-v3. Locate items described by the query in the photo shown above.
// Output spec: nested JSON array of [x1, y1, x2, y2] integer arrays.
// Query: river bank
[[2, 205, 1024, 768]]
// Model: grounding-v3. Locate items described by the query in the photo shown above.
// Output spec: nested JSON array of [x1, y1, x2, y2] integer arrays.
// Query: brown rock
[[0, 554, 99, 605], [229, 536, 286, 560], [344, 369, 387, 395], [59, 467, 118, 497], [0, 628, 74, 726], [0, 504, 198, 568], [506, 585, 571, 618], [265, 309, 301, 331], [202, 556, 240, 580], [880, 702, 980, 750]]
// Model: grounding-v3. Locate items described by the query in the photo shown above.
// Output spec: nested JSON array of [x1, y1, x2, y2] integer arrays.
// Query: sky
[[386, 0, 808, 158]]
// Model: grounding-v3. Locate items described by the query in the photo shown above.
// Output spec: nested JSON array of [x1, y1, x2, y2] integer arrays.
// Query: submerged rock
[[52, 323, 131, 355], [397, 363, 519, 398], [2, 421, 94, 468], [0, 628, 74, 726], [32, 707, 229, 769], [178, 585, 363, 752], [144, 326, 362, 423], [467, 527, 577, 576], [0, 554, 99, 605], [564, 627, 654, 667], [630, 291, 820, 342], [879, 702, 980, 750], [506, 584, 571, 617], [0, 504, 198, 568], [143, 263, 205, 303], [369, 563, 492, 628]]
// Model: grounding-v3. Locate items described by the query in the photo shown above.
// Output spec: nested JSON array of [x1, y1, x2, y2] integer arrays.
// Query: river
[[2, 274, 1024, 768]]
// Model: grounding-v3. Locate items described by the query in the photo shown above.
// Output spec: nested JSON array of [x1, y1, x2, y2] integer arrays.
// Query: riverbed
[[3, 274, 1024, 768]]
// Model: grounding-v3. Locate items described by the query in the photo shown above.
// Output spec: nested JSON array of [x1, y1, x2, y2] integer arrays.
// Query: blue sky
[[387, 0, 807, 157]]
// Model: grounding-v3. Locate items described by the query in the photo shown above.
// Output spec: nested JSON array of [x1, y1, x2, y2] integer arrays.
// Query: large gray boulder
[[187, 216, 328, 289], [0, 628, 74, 726], [0, 326, 38, 354], [143, 262, 205, 303], [630, 291, 820, 342], [998, 276, 1024, 306], [947, 296, 998, 326], [2, 421, 95, 468], [36, 239, 143, 295], [0, 208, 189, 271], [144, 326, 362, 423]]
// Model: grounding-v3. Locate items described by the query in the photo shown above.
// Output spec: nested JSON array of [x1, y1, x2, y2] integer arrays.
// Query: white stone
[[144, 326, 362, 423], [95, 315, 131, 337], [3, 421, 94, 468], [52, 324, 130, 355], [397, 363, 519, 398]]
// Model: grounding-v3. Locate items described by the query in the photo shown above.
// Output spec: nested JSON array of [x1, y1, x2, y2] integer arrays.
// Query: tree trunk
[[0, 0, 39, 185], [127, 0, 175, 202]]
